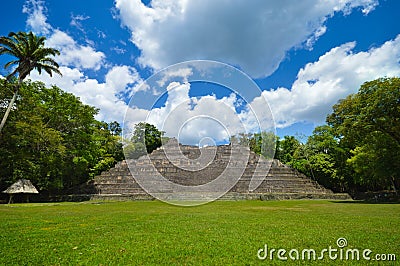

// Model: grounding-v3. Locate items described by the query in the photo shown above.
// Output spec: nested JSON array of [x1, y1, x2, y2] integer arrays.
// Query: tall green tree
[[0, 31, 61, 134], [275, 136, 301, 164], [0, 80, 123, 192], [125, 122, 165, 159], [300, 125, 351, 192], [248, 131, 276, 159], [327, 77, 400, 192]]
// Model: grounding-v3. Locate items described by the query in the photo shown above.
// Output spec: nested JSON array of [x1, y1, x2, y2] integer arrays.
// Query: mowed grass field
[[0, 200, 399, 265]]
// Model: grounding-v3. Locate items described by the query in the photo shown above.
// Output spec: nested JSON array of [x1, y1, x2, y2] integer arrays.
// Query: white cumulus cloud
[[23, 0, 105, 71], [262, 34, 400, 127], [105, 65, 147, 96], [46, 30, 105, 71], [114, 0, 378, 78], [23, 0, 51, 34], [29, 65, 144, 123], [144, 82, 246, 145], [123, 81, 271, 145]]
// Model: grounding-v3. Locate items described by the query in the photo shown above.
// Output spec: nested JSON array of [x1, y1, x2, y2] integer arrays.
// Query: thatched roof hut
[[3, 179, 39, 203]]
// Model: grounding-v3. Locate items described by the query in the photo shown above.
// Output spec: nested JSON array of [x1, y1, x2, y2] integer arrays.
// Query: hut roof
[[3, 179, 39, 194]]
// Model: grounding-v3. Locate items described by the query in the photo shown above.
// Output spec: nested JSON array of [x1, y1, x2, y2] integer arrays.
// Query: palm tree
[[0, 31, 62, 134]]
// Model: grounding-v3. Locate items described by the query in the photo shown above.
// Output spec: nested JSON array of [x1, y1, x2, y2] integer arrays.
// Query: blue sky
[[0, 0, 399, 144]]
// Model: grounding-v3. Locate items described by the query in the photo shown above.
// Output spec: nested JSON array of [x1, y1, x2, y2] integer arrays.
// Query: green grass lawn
[[0, 200, 399, 265]]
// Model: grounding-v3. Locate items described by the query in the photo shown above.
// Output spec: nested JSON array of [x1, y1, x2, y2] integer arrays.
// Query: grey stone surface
[[92, 139, 351, 200]]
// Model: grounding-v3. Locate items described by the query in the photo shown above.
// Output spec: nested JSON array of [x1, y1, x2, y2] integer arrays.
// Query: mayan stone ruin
[[92, 138, 350, 201]]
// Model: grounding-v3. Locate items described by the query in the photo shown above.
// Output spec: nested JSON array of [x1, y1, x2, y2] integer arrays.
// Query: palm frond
[[7, 32, 26, 58], [0, 47, 17, 57], [4, 60, 19, 69], [38, 57, 60, 68], [0, 37, 20, 57]]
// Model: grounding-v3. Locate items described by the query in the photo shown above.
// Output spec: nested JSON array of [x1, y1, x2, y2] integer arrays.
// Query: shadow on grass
[[330, 191, 400, 204]]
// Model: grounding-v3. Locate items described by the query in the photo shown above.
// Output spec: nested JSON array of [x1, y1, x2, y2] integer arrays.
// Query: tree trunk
[[391, 176, 398, 195], [0, 82, 20, 135], [7, 194, 13, 204]]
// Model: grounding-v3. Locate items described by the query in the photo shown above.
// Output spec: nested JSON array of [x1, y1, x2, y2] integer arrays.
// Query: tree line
[[1, 77, 398, 194]]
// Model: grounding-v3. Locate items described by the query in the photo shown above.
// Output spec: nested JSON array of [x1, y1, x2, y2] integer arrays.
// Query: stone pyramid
[[92, 138, 350, 201]]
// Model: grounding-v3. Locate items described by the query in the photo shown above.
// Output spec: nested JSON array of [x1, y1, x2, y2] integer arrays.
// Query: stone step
[[89, 192, 351, 201], [96, 188, 145, 194]]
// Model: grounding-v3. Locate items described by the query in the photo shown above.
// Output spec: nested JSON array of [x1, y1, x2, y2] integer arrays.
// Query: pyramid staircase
[[92, 139, 350, 201]]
